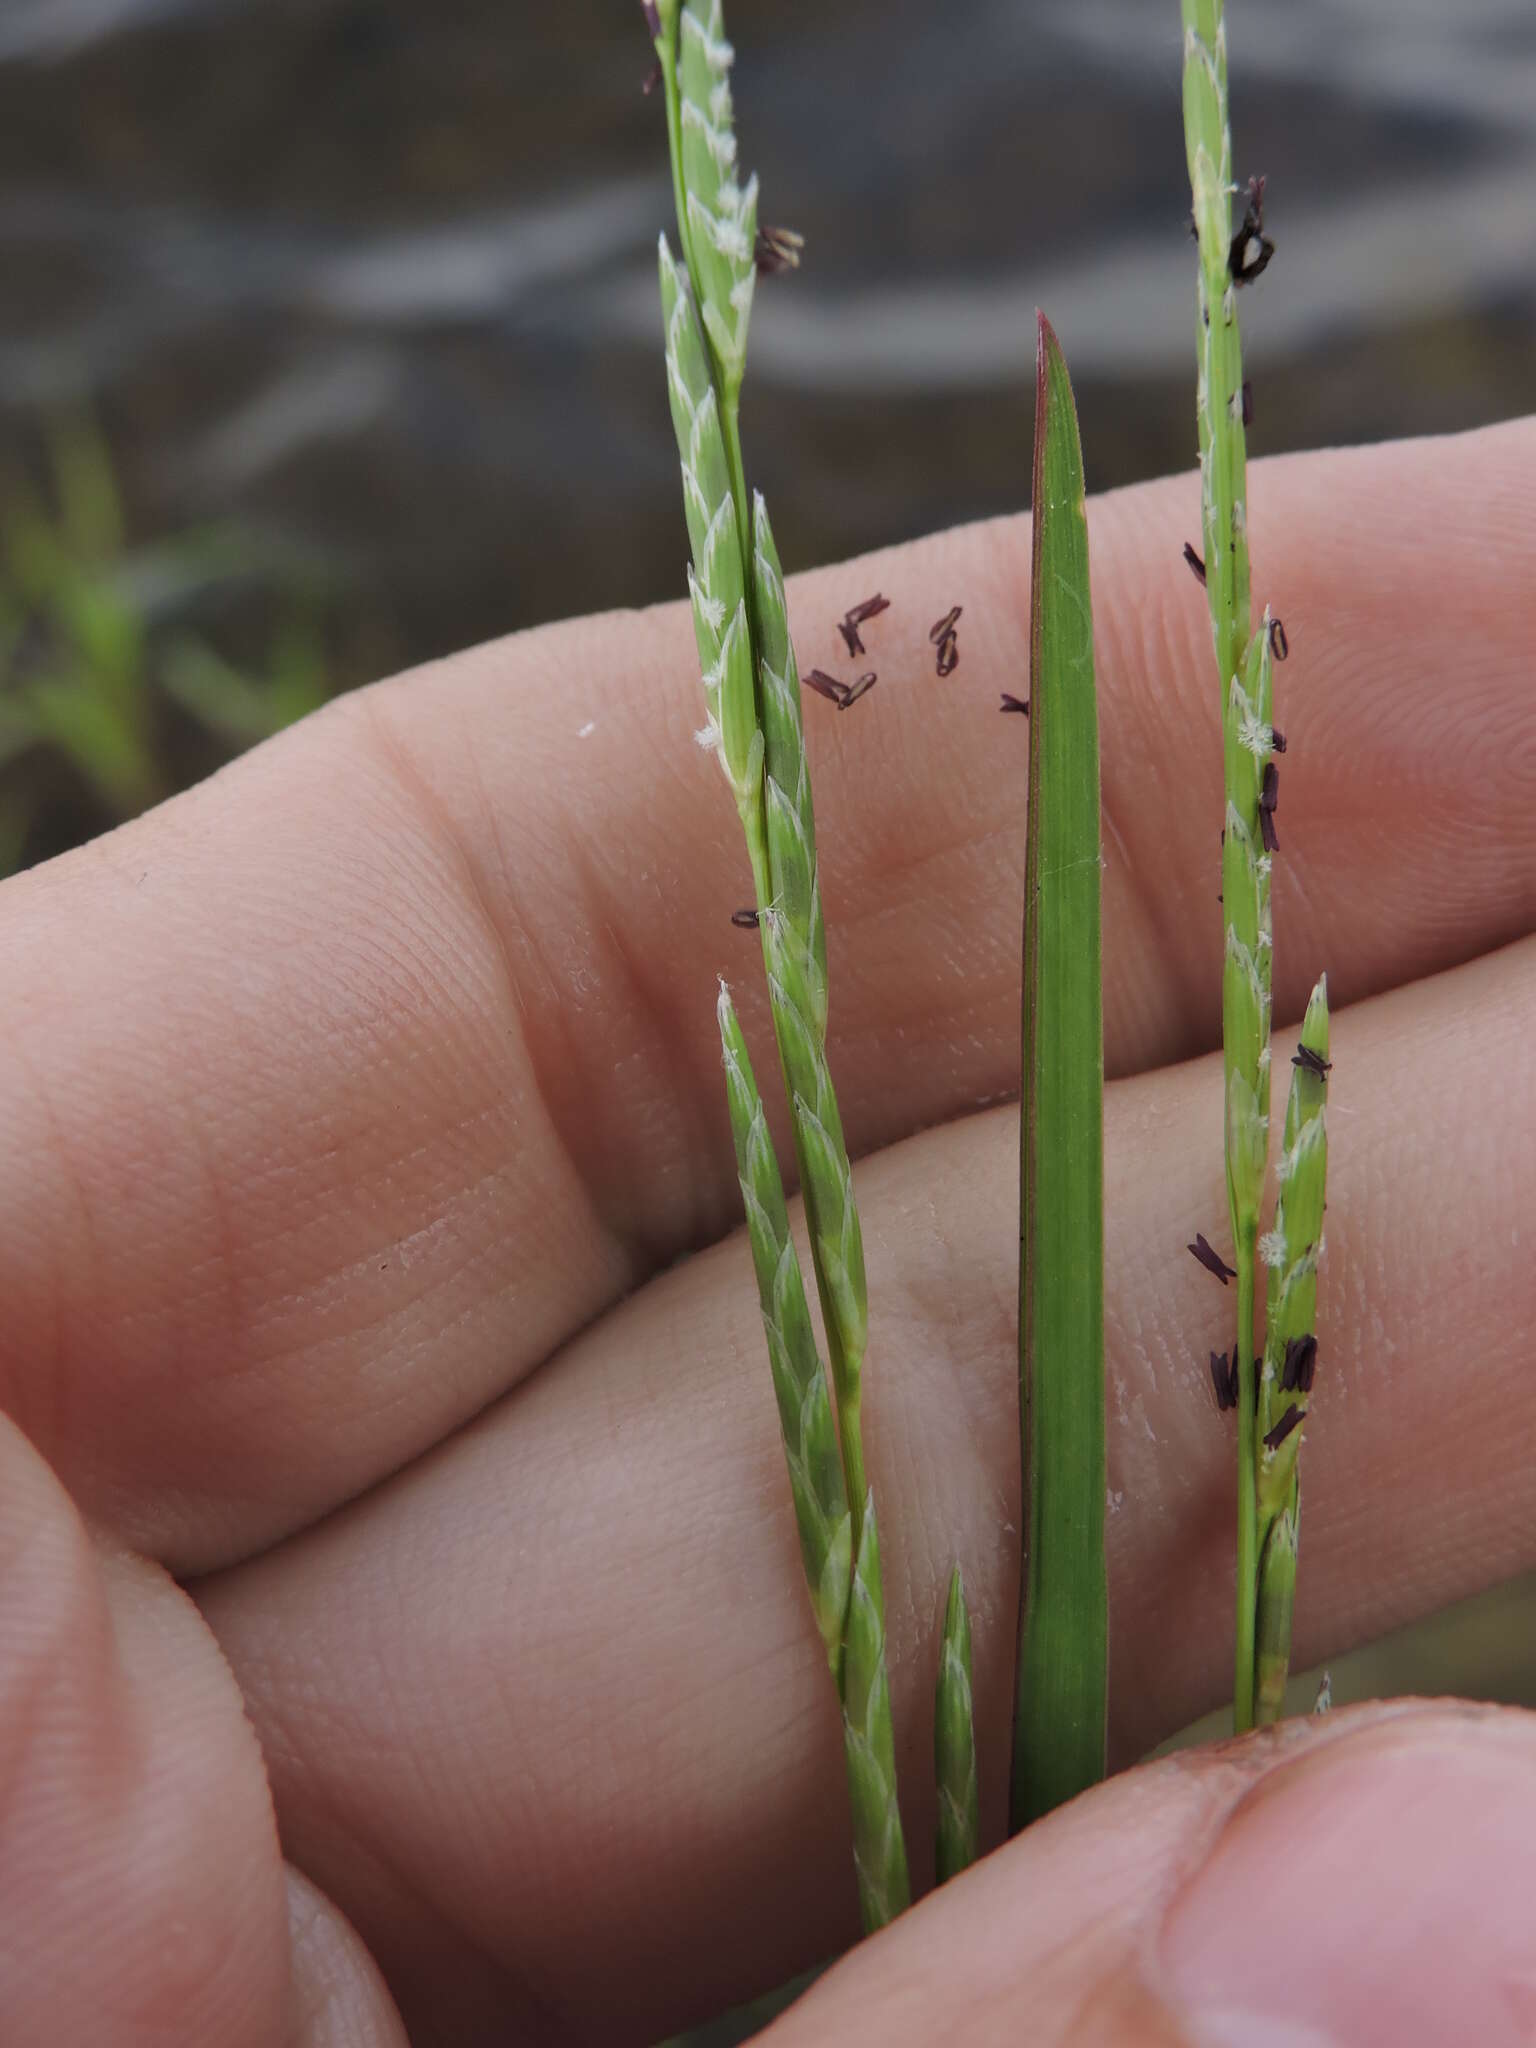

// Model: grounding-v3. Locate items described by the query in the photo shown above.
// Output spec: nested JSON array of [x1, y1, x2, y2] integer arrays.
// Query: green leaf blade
[[1011, 312, 1108, 1835]]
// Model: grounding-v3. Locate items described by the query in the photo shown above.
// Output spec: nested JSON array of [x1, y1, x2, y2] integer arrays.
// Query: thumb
[[766, 1701, 1536, 2047]]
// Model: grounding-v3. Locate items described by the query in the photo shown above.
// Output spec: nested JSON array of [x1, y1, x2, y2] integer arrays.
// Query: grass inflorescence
[[647, 0, 912, 1929], [649, 0, 1120, 1926], [1181, 0, 1331, 1732]]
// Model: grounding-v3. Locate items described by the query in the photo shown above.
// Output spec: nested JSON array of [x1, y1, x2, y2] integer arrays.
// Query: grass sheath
[[934, 1567, 979, 1884], [652, 0, 908, 1926], [1181, 0, 1285, 1733], [1010, 313, 1108, 1834]]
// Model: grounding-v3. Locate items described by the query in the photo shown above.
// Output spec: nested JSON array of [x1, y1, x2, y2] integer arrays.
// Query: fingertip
[[285, 1866, 410, 2048], [1163, 1701, 1536, 2048], [0, 1412, 290, 2045], [764, 1703, 1536, 2047]]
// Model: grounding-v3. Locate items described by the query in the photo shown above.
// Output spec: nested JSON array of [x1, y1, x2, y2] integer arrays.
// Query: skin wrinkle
[[446, 618, 738, 1261], [1094, 483, 1213, 1068], [352, 694, 562, 1200], [1098, 763, 1188, 1078], [7, 712, 554, 1561], [412, 677, 674, 1268], [175, 1045, 247, 1434], [402, 654, 717, 1270], [290, 692, 639, 1428], [0, 1010, 93, 1468], [238, 1578, 540, 2040]]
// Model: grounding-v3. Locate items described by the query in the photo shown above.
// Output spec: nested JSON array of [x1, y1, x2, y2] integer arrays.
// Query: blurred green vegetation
[[0, 420, 334, 876]]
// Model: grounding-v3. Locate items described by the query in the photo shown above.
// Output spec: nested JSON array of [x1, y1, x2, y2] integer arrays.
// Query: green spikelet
[[752, 493, 828, 1037], [841, 1495, 911, 1932], [760, 907, 870, 1515], [1253, 977, 1330, 1722], [675, 1, 757, 396], [934, 1567, 979, 1885], [657, 241, 765, 884], [1254, 1499, 1298, 1726], [718, 983, 852, 1669]]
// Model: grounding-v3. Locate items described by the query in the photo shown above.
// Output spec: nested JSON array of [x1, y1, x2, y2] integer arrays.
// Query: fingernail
[[1162, 1711, 1536, 2047]]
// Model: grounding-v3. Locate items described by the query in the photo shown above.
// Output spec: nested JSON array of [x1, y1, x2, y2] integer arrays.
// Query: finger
[[285, 1868, 409, 2048], [768, 1702, 1536, 2048], [4, 424, 1532, 1571], [197, 938, 1536, 2044], [0, 1414, 289, 2047]]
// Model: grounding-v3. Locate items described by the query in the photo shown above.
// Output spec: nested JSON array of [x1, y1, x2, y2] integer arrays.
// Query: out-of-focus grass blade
[[1010, 311, 1108, 1835]]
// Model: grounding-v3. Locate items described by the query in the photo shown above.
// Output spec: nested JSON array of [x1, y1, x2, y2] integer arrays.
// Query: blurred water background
[[2, 2, 1534, 2028], [4, 0, 1536, 868]]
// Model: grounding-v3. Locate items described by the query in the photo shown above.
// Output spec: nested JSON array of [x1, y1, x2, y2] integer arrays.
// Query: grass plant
[[0, 419, 330, 874], [1181, 0, 1330, 1731]]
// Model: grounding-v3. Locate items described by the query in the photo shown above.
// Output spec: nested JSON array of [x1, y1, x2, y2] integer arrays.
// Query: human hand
[[0, 422, 1531, 2045]]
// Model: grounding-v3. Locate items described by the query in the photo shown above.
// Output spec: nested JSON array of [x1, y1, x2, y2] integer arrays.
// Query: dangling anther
[[837, 592, 890, 657], [1188, 1233, 1238, 1285], [1229, 174, 1274, 286], [1263, 1403, 1306, 1452], [1258, 759, 1280, 853], [804, 668, 852, 708], [755, 225, 806, 276], [1209, 1348, 1239, 1413], [1280, 1333, 1318, 1394]]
